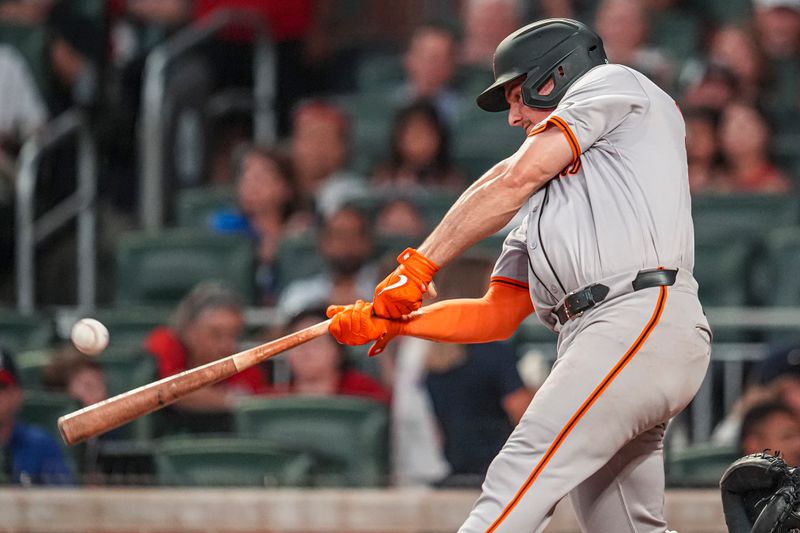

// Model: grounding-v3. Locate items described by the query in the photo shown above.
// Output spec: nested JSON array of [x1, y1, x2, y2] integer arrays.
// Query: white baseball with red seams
[[70, 318, 109, 356]]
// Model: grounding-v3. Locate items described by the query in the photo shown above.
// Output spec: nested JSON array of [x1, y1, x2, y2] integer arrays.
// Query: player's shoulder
[[570, 63, 646, 94]]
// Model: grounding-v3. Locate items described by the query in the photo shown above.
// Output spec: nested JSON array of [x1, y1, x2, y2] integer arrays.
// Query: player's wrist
[[397, 247, 439, 280]]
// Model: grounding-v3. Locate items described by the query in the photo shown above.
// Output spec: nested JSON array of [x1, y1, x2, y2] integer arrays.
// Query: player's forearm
[[400, 283, 533, 343]]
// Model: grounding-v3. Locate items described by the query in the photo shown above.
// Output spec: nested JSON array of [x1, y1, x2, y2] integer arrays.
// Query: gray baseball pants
[[459, 272, 712, 532]]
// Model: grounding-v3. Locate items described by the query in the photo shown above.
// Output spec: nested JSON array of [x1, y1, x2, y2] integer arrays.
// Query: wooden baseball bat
[[57, 319, 331, 446]]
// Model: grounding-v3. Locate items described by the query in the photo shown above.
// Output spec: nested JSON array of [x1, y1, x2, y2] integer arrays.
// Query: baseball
[[70, 318, 109, 356]]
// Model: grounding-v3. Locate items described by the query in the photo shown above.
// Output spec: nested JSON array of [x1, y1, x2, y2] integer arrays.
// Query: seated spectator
[[290, 100, 366, 219], [680, 62, 739, 112], [0, 347, 73, 484], [269, 308, 390, 404], [740, 401, 800, 466], [717, 102, 792, 193], [753, 0, 800, 111], [391, 257, 534, 488], [41, 346, 108, 408], [375, 198, 427, 239], [278, 206, 378, 317], [684, 108, 726, 194], [708, 25, 766, 104], [211, 145, 304, 304], [144, 281, 267, 432], [0, 0, 53, 25], [395, 21, 463, 124], [0, 45, 47, 143], [372, 101, 465, 192], [460, 0, 521, 67], [595, 0, 674, 89]]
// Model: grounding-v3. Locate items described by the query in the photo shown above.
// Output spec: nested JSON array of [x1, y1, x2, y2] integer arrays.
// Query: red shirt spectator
[[145, 326, 268, 394]]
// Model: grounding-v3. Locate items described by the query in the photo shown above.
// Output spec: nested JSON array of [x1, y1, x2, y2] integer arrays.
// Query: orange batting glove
[[326, 300, 403, 357], [372, 247, 439, 319]]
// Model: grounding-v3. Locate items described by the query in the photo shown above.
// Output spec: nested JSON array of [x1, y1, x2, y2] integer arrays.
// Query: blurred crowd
[[0, 0, 799, 487]]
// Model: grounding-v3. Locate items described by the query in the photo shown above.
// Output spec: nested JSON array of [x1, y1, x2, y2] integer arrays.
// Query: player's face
[[504, 78, 554, 134]]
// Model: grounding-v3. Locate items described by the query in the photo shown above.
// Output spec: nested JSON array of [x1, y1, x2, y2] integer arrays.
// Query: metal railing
[[16, 109, 97, 314], [138, 9, 276, 230]]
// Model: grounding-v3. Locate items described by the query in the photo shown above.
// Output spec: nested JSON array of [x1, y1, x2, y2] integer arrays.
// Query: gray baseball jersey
[[492, 63, 694, 331], [463, 64, 712, 532]]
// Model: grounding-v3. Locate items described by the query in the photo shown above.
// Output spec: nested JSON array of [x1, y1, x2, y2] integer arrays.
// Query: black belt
[[555, 268, 678, 325]]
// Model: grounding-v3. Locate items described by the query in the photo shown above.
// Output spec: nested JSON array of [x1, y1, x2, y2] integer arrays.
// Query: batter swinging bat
[[57, 319, 331, 446]]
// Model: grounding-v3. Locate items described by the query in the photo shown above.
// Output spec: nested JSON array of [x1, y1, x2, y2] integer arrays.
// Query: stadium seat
[[14, 349, 51, 389], [234, 396, 389, 487], [19, 390, 79, 439], [454, 111, 524, 181], [665, 443, 739, 487], [0, 308, 53, 352], [276, 232, 325, 286], [333, 93, 396, 174], [92, 307, 172, 349], [155, 436, 313, 487], [763, 227, 800, 307], [356, 53, 405, 93], [692, 195, 799, 241], [693, 235, 754, 307], [175, 186, 237, 229], [114, 229, 255, 305]]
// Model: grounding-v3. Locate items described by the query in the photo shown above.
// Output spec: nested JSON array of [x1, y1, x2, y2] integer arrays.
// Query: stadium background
[[0, 0, 798, 530]]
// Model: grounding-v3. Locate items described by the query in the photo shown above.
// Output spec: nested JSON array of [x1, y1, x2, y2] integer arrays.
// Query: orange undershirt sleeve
[[398, 280, 534, 343]]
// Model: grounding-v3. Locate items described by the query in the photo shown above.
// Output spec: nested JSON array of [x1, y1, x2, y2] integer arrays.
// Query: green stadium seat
[[666, 443, 739, 487], [648, 9, 701, 61], [234, 396, 389, 487], [276, 232, 325, 286], [692, 195, 799, 241], [155, 436, 312, 487], [19, 390, 79, 439], [454, 111, 524, 181], [693, 235, 754, 307], [334, 93, 397, 174], [14, 349, 51, 389], [0, 23, 49, 99], [175, 186, 237, 229], [697, 0, 751, 23], [0, 308, 53, 352], [92, 307, 172, 349], [357, 54, 405, 92], [115, 229, 255, 306], [763, 227, 800, 307]]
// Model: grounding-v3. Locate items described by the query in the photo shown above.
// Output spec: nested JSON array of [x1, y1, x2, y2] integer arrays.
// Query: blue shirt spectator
[[5, 422, 73, 485]]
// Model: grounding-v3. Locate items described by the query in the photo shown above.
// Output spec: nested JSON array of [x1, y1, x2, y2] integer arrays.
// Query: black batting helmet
[[476, 18, 607, 112]]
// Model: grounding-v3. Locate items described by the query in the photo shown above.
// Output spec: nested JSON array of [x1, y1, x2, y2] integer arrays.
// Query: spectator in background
[[460, 0, 521, 67], [0, 347, 73, 484], [268, 308, 390, 404], [289, 100, 366, 219], [375, 198, 428, 240], [372, 101, 465, 192], [680, 62, 739, 111], [739, 401, 800, 465], [144, 281, 267, 432], [278, 207, 377, 318], [46, 1, 107, 113], [594, 0, 674, 89], [708, 25, 766, 103], [717, 101, 792, 193], [753, 0, 800, 111], [0, 45, 47, 142], [211, 145, 304, 305], [396, 22, 463, 124], [42, 347, 108, 408], [391, 257, 534, 488], [0, 0, 53, 25], [685, 107, 726, 194]]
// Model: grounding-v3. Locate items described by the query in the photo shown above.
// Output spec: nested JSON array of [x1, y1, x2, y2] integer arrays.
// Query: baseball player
[[327, 18, 712, 532]]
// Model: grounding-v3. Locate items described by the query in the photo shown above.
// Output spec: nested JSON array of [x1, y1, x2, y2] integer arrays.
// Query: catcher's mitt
[[720, 451, 800, 533]]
